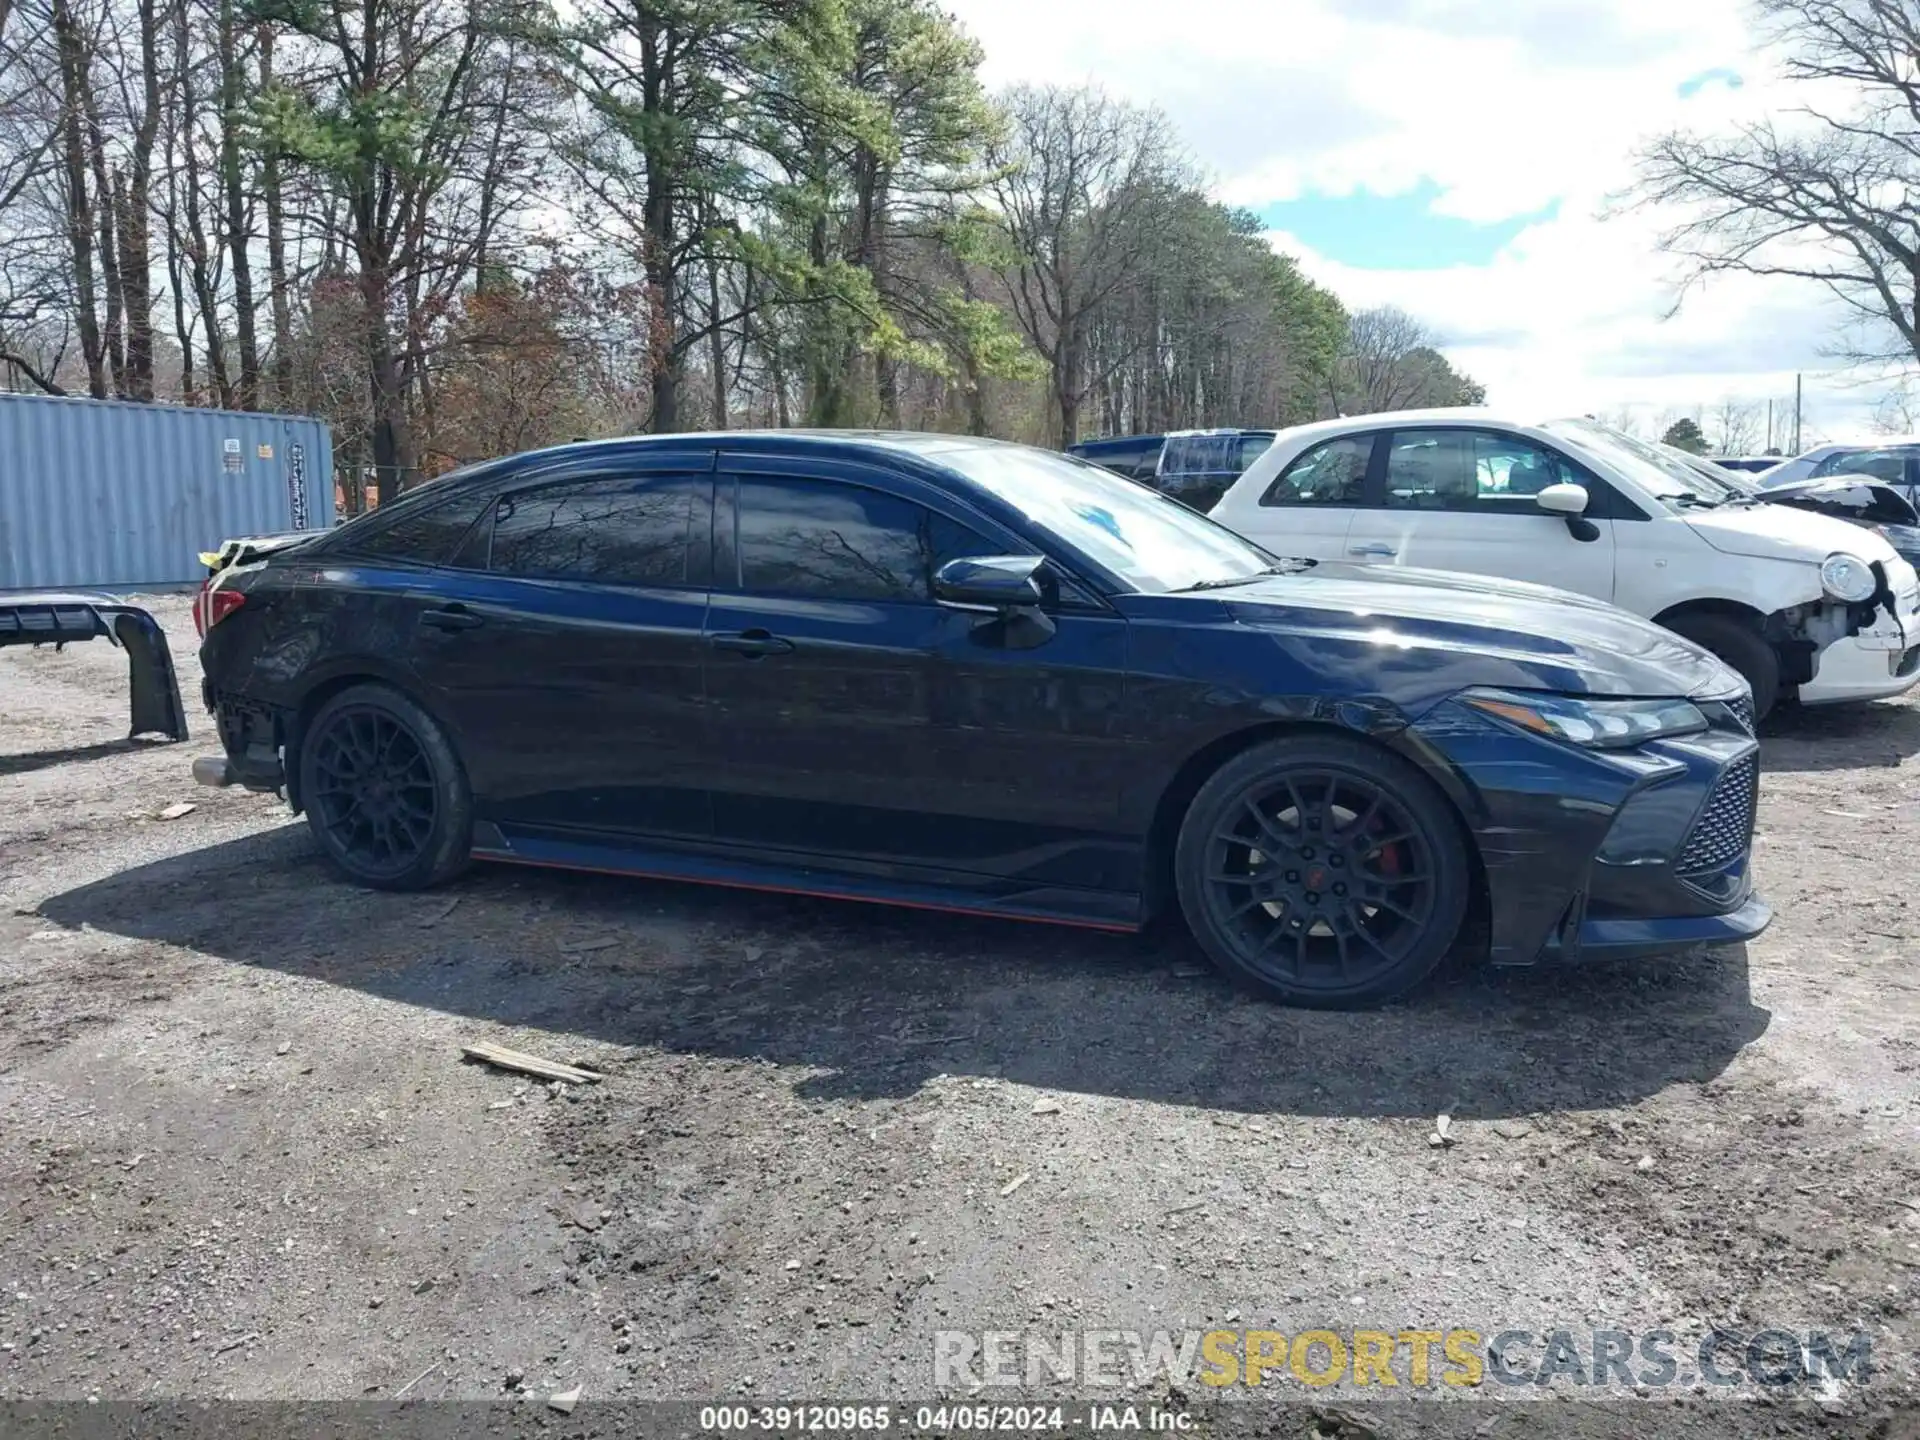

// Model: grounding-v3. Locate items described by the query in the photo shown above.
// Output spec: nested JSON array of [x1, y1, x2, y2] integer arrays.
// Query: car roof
[[505, 429, 1032, 466], [1262, 408, 1545, 448]]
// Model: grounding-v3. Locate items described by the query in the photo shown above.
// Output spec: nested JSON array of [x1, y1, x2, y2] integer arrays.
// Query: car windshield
[[1544, 419, 1749, 510], [940, 444, 1283, 594]]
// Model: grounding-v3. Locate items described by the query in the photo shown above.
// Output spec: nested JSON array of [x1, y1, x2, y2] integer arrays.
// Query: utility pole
[[1794, 373, 1803, 454], [1766, 398, 1773, 452]]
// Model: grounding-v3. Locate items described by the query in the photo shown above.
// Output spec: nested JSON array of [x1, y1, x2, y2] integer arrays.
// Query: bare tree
[[989, 84, 1181, 449], [1708, 398, 1764, 455], [1637, 0, 1920, 366], [1872, 377, 1920, 436], [1335, 305, 1483, 414]]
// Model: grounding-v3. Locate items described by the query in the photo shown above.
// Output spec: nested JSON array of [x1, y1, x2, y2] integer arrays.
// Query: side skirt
[[470, 828, 1143, 934]]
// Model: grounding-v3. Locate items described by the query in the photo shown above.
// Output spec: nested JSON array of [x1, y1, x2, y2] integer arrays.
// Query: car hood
[[1683, 502, 1901, 565], [1759, 477, 1920, 528], [1138, 562, 1742, 701]]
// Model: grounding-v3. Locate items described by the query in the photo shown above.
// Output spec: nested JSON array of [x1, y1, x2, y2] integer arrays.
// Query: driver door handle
[[420, 604, 484, 632], [1348, 543, 1397, 558], [708, 628, 795, 658]]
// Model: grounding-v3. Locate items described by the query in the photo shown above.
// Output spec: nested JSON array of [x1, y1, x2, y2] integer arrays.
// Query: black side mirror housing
[[933, 555, 1048, 611], [934, 555, 1057, 649]]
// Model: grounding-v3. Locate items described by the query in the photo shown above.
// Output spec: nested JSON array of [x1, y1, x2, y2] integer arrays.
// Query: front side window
[[733, 477, 993, 602], [1263, 436, 1371, 507], [1383, 429, 1583, 513], [489, 475, 697, 586]]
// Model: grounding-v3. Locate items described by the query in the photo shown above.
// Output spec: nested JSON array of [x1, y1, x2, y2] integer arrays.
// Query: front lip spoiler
[[1536, 895, 1772, 965]]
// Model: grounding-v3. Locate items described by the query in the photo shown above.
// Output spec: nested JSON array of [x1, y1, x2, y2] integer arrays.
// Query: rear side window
[[733, 476, 994, 602], [343, 493, 486, 565], [1159, 434, 1242, 477], [489, 476, 698, 586], [1262, 436, 1372, 506], [1814, 448, 1914, 484]]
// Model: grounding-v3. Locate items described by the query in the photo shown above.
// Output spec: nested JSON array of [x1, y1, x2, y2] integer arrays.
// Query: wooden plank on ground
[[461, 1042, 603, 1085]]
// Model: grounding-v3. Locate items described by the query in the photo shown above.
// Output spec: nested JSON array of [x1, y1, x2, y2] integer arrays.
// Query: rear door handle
[[420, 605, 484, 632], [1348, 543, 1397, 558], [708, 628, 794, 658]]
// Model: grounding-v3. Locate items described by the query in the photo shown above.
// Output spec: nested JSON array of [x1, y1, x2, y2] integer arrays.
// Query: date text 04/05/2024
[[696, 1405, 1195, 1433]]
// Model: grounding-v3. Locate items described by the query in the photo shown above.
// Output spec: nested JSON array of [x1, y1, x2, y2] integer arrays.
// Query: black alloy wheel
[[299, 683, 473, 891], [1175, 733, 1470, 1007]]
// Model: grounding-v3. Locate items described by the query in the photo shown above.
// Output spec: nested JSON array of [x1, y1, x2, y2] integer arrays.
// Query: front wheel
[[298, 683, 473, 891], [1663, 611, 1780, 722], [1174, 733, 1471, 1008]]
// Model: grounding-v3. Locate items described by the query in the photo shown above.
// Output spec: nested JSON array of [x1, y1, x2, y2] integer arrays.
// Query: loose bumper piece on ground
[[0, 593, 189, 742]]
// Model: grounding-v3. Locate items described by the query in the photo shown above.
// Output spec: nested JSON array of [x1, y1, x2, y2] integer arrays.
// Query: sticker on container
[[257, 443, 274, 459], [288, 442, 308, 530], [222, 437, 243, 473]]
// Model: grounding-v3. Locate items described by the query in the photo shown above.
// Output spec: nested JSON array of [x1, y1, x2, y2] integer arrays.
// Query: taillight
[[195, 583, 245, 637]]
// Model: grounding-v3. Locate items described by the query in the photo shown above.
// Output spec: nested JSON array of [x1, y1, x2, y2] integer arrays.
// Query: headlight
[[1820, 552, 1877, 603], [1461, 689, 1708, 749]]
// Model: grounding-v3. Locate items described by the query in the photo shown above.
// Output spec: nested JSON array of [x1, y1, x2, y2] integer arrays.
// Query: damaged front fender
[[0, 593, 189, 741]]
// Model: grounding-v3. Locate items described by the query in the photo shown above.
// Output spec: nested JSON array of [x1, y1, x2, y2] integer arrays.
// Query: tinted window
[[1238, 434, 1275, 470], [734, 477, 993, 602], [1815, 448, 1914, 484], [489, 476, 696, 585], [1384, 429, 1582, 513], [1263, 436, 1371, 506], [346, 494, 485, 565]]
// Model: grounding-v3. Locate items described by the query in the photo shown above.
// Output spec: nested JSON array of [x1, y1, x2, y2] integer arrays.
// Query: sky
[[944, 0, 1891, 446]]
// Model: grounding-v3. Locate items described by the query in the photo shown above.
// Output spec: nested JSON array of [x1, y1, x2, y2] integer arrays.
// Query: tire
[[1173, 732, 1471, 1009], [1663, 611, 1781, 722], [297, 682, 473, 891]]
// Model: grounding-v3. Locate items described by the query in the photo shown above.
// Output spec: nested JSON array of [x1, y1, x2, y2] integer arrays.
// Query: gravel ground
[[3, 594, 1919, 1436]]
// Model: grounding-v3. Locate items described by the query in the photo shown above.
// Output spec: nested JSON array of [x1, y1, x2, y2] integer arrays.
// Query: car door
[[1216, 432, 1368, 560], [404, 452, 716, 841], [1340, 426, 1619, 602], [702, 455, 1135, 889]]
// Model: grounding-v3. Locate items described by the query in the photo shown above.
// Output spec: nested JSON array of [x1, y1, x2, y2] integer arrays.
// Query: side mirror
[[1535, 482, 1590, 516], [933, 555, 1047, 612]]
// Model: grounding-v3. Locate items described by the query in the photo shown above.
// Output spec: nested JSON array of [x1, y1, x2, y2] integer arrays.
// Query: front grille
[[1728, 695, 1755, 735], [1676, 753, 1758, 875]]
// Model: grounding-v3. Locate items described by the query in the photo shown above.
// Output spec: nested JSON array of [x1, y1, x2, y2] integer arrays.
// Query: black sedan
[[194, 433, 1768, 1007]]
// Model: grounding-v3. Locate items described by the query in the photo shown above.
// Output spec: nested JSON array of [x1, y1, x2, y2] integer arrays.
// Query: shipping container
[[0, 392, 334, 591]]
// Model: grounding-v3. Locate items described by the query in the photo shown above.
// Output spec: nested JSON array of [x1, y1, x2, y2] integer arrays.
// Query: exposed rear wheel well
[[1141, 721, 1486, 934], [285, 673, 412, 812]]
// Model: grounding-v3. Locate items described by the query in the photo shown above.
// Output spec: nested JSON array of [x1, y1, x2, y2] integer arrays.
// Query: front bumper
[[1410, 693, 1763, 967], [1798, 630, 1920, 704], [1536, 895, 1771, 963], [1800, 568, 1920, 704]]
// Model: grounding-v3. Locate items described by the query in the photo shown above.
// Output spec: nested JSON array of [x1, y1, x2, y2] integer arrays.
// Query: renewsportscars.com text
[[933, 1327, 1873, 1392]]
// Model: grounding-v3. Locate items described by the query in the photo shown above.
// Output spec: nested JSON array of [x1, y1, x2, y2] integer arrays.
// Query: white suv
[[1209, 410, 1920, 719]]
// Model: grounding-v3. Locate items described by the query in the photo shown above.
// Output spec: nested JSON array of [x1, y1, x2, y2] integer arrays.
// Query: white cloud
[[945, 0, 1895, 443]]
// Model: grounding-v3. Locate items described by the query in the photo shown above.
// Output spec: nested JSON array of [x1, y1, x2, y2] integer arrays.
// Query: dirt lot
[[4, 594, 1920, 1434]]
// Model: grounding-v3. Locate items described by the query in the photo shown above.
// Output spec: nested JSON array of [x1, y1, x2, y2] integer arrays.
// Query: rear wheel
[[1174, 733, 1470, 1008], [1663, 611, 1780, 721], [298, 683, 472, 890]]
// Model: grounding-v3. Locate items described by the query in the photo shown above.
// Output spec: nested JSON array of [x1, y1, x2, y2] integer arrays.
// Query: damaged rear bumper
[[199, 682, 288, 793], [0, 592, 188, 741]]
